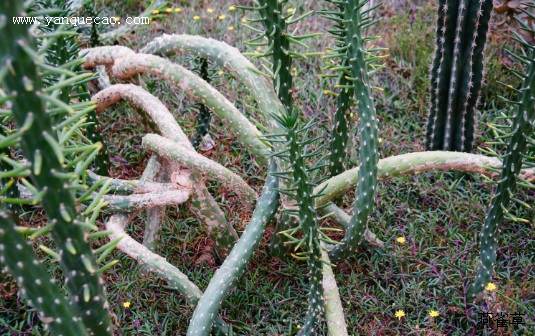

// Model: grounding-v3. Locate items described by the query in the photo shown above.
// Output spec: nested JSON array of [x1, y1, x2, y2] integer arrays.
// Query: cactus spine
[[467, 4, 535, 300], [0, 1, 112, 334], [426, 0, 493, 152]]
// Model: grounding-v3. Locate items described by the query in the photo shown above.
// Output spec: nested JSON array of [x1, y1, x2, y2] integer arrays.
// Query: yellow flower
[[395, 310, 405, 320], [396, 237, 406, 244], [324, 90, 331, 94], [485, 283, 497, 291], [241, 18, 247, 23], [429, 310, 439, 318], [122, 301, 131, 308], [152, 10, 160, 14], [292, 67, 297, 72], [228, 26, 234, 31], [218, 70, 224, 75], [219, 15, 226, 20], [166, 8, 173, 13], [287, 8, 295, 13], [378, 137, 383, 143], [193, 15, 200, 20], [174, 8, 181, 12], [207, 8, 214, 13], [256, 46, 262, 51], [229, 5, 236, 10]]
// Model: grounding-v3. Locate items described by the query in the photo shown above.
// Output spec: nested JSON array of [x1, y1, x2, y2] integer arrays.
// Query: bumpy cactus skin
[[187, 159, 280, 336], [0, 2, 112, 334], [426, 0, 493, 152], [467, 16, 535, 300], [325, 0, 380, 262], [191, 58, 213, 150]]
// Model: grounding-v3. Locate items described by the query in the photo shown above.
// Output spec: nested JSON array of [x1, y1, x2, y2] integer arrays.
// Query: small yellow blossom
[[415, 325, 419, 330], [207, 8, 214, 13], [324, 90, 331, 94], [241, 18, 247, 23], [218, 70, 224, 75], [287, 8, 295, 13], [152, 10, 159, 14], [193, 15, 200, 20], [175, 8, 181, 12], [378, 137, 383, 143], [123, 301, 131, 308], [229, 5, 236, 10], [429, 310, 439, 318], [485, 283, 497, 291], [395, 310, 405, 320], [256, 46, 262, 51], [396, 237, 406, 244], [219, 15, 226, 20], [166, 8, 173, 13], [228, 26, 234, 30], [292, 67, 297, 72]]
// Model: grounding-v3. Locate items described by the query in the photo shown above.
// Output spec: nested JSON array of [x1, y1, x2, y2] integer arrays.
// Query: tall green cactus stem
[[426, 0, 493, 152], [83, 47, 270, 164], [321, 244, 349, 336], [0, 212, 89, 335], [187, 159, 280, 336], [105, 213, 230, 334], [191, 58, 213, 149], [327, 0, 380, 262], [0, 1, 113, 334], [91, 83, 239, 256], [467, 18, 535, 300]]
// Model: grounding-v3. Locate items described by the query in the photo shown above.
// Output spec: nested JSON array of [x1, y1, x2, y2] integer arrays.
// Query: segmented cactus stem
[[426, 0, 493, 152]]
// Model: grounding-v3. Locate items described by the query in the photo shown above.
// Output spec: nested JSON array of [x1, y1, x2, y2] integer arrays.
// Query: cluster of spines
[[320, 0, 381, 262], [0, 1, 114, 334], [426, 0, 493, 152], [468, 1, 535, 300]]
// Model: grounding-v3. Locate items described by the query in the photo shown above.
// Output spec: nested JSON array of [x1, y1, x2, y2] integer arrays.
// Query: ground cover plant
[[0, 0, 534, 335]]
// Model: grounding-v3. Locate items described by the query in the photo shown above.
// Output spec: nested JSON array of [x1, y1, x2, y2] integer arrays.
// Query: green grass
[[1, 0, 534, 335]]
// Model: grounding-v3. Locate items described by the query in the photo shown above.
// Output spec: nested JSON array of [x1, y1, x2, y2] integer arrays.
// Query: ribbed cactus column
[[426, 0, 493, 152], [467, 14, 535, 300]]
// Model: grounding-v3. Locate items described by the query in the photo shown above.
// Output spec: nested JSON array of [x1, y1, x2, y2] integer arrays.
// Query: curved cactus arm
[[0, 211, 89, 336], [1, 2, 113, 333], [321, 244, 349, 336], [102, 189, 191, 212], [186, 159, 280, 336], [426, 0, 493, 152], [467, 28, 535, 301], [314, 151, 535, 207], [140, 34, 286, 127], [86, 170, 175, 194], [327, 0, 380, 262], [83, 48, 270, 163], [143, 134, 258, 204]]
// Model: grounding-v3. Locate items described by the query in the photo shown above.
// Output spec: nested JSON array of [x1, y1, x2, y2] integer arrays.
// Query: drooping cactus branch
[[426, 0, 493, 152], [315, 151, 535, 207], [321, 245, 349, 336], [83, 47, 270, 163], [141, 154, 167, 252]]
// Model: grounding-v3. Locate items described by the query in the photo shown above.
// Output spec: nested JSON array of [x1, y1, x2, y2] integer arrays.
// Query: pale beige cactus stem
[[143, 134, 258, 203], [315, 151, 535, 207], [106, 213, 202, 302], [90, 82, 239, 257], [93, 84, 257, 203], [140, 155, 166, 252], [83, 47, 270, 164], [321, 245, 349, 336]]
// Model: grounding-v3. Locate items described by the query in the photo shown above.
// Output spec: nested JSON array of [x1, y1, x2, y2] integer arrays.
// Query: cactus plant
[[2, 0, 535, 334], [425, 0, 494, 152]]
